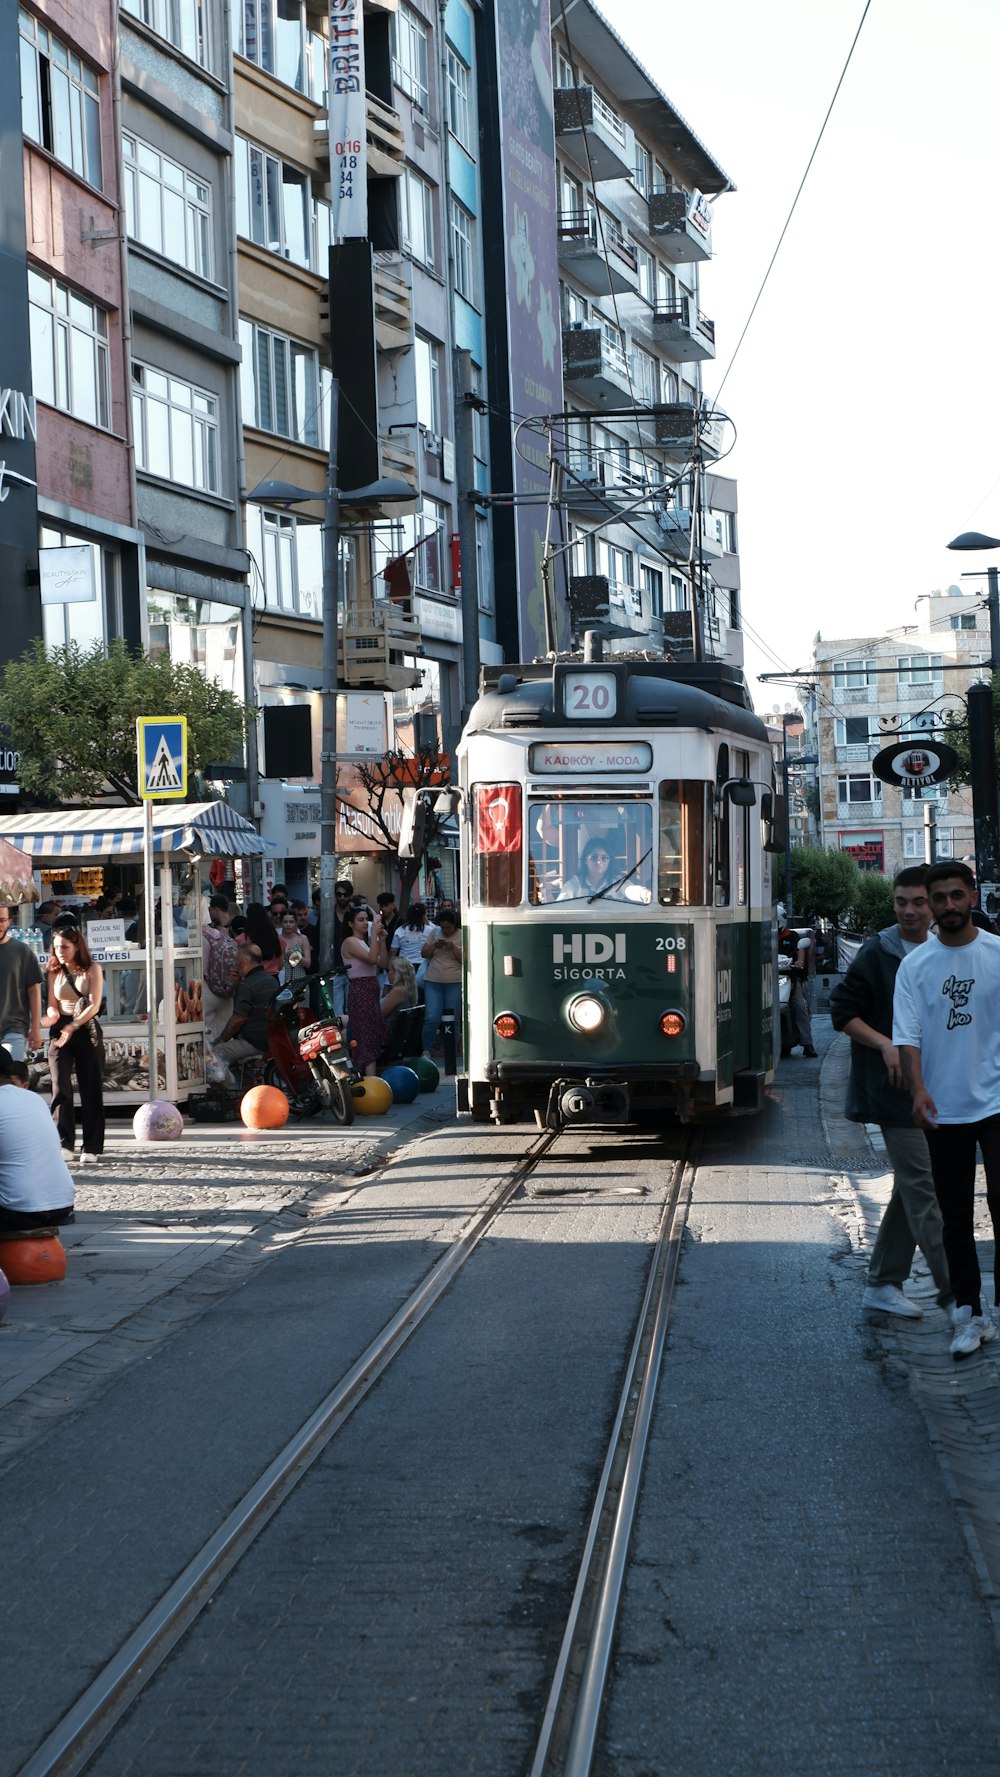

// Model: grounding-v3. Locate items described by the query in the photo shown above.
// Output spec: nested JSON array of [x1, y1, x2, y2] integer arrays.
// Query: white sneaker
[[950, 1302, 991, 1359], [80, 1151, 100, 1165], [862, 1283, 923, 1319]]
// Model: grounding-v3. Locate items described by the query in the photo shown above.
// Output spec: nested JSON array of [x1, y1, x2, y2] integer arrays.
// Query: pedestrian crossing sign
[[137, 717, 188, 801]]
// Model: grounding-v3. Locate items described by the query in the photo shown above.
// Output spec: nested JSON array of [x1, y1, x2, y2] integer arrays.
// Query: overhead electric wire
[[713, 0, 873, 405]]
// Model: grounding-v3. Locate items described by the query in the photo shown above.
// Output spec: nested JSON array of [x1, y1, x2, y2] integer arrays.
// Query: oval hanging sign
[[872, 741, 959, 789]]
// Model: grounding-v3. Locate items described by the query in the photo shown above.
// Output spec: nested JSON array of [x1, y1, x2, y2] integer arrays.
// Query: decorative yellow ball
[[354, 1076, 394, 1115]]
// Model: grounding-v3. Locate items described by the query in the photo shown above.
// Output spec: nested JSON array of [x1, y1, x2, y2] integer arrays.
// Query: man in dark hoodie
[[830, 865, 952, 1319]]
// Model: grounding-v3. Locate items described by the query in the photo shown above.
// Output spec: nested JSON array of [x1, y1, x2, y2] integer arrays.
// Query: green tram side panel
[[715, 919, 774, 1089], [488, 921, 694, 1068]]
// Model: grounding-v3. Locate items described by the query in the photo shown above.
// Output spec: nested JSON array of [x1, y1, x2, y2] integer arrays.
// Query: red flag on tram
[[476, 784, 522, 854]]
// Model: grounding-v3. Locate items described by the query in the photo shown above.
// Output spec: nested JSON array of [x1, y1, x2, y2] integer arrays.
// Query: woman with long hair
[[390, 902, 436, 980], [45, 923, 105, 1163], [380, 953, 418, 1029], [341, 904, 389, 1075], [279, 907, 311, 983], [244, 902, 284, 976]]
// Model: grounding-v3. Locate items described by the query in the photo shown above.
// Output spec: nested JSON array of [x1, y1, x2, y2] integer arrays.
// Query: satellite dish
[[947, 585, 963, 598]]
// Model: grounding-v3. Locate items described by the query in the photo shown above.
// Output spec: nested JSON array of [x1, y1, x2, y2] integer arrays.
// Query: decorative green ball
[[402, 1055, 440, 1092]]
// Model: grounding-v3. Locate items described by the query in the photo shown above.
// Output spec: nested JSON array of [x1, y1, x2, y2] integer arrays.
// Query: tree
[[789, 844, 859, 925], [339, 746, 453, 909], [844, 869, 895, 937], [0, 640, 252, 802]]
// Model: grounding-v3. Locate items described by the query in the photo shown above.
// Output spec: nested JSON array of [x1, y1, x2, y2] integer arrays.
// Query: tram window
[[658, 782, 708, 905], [528, 800, 652, 903], [734, 748, 750, 905], [472, 783, 522, 906], [714, 745, 730, 907]]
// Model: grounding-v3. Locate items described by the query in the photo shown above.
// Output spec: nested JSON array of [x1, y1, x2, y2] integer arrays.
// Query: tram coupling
[[546, 1076, 630, 1130]]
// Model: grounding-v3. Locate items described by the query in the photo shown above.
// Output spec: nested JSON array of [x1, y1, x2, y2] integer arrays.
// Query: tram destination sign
[[872, 741, 959, 790], [529, 741, 653, 773]]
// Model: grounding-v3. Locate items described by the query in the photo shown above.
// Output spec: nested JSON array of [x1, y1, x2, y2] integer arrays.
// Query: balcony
[[831, 683, 877, 705], [562, 324, 632, 403], [314, 91, 404, 186], [653, 403, 725, 462], [651, 298, 716, 363], [648, 187, 713, 263], [557, 209, 638, 296], [554, 86, 631, 182], [562, 451, 667, 519], [836, 801, 883, 822], [373, 253, 412, 349], [381, 430, 418, 485]]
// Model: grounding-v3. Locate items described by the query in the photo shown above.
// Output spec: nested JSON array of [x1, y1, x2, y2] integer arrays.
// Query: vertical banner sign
[[493, 0, 564, 658], [328, 0, 368, 239]]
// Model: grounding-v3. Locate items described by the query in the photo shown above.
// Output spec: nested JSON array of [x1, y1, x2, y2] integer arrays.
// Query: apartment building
[[12, 0, 144, 671], [810, 589, 986, 876], [545, 0, 742, 665]]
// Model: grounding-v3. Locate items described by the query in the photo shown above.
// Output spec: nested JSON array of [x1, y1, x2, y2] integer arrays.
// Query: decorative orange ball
[[240, 1084, 290, 1129], [0, 1235, 66, 1285]]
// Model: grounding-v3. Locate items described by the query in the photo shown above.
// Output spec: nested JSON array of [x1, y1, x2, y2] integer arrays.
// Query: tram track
[[13, 1124, 696, 1777]]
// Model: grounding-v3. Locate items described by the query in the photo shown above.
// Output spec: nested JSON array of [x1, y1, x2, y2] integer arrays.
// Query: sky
[[599, 0, 1000, 715]]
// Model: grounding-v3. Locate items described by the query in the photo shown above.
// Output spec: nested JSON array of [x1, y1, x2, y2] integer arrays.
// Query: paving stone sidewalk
[[817, 1015, 1000, 1637], [0, 1085, 454, 1429]]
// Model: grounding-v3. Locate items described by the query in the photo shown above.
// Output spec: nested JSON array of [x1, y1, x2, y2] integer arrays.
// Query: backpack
[[204, 928, 239, 998]]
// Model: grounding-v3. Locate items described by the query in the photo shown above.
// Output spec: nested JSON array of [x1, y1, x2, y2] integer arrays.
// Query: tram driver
[[557, 835, 651, 903]]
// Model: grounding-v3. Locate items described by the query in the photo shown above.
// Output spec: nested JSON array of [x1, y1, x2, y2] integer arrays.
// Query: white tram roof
[[465, 661, 768, 746]]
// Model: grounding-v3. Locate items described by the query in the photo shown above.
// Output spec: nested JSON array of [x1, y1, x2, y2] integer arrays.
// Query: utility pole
[[454, 348, 482, 715], [319, 378, 341, 979]]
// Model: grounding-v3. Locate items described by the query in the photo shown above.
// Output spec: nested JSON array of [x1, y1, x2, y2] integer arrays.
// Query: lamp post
[[780, 712, 817, 920], [248, 432, 415, 975], [947, 532, 1000, 911]]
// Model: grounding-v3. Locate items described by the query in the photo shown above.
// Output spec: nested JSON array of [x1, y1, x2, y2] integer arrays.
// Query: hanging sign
[[872, 742, 959, 789]]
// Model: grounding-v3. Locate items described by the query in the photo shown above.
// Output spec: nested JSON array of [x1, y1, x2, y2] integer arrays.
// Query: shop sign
[[872, 741, 959, 789], [840, 832, 884, 873], [88, 919, 126, 950], [336, 691, 391, 757]]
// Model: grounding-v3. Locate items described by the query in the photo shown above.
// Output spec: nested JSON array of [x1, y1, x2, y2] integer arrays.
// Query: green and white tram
[[456, 658, 784, 1128]]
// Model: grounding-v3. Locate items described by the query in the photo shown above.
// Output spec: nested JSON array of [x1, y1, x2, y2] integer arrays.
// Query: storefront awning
[[0, 800, 270, 860]]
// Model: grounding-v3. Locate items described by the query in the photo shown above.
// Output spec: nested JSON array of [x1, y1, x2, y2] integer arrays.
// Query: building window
[[238, 319, 323, 447], [630, 343, 659, 406], [450, 199, 476, 303], [950, 612, 978, 630], [29, 270, 110, 428], [901, 783, 944, 803], [121, 0, 209, 67], [39, 526, 121, 652], [603, 543, 634, 603], [132, 362, 219, 491], [413, 499, 448, 593], [477, 511, 493, 614], [147, 591, 247, 705], [833, 658, 876, 689], [401, 168, 435, 267], [237, 0, 325, 102], [392, 6, 429, 109], [633, 140, 652, 197], [123, 135, 212, 277], [245, 507, 322, 619], [897, 652, 943, 689], [834, 715, 877, 746], [414, 334, 441, 435], [19, 10, 102, 189], [234, 137, 330, 270], [669, 574, 686, 612], [446, 48, 472, 150], [641, 563, 663, 619], [554, 47, 574, 88], [837, 773, 882, 803]]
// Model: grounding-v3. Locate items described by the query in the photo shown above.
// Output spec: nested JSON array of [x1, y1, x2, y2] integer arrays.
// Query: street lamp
[[946, 532, 1000, 910], [780, 713, 817, 920], [247, 385, 416, 975]]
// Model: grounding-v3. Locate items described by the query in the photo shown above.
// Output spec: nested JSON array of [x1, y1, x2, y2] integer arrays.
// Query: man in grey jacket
[[829, 865, 952, 1318]]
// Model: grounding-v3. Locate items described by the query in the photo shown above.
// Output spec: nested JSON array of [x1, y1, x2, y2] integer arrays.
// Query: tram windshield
[[528, 801, 653, 904]]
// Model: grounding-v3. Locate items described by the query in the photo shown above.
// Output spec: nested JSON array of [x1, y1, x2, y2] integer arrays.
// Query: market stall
[[0, 802, 268, 1106]]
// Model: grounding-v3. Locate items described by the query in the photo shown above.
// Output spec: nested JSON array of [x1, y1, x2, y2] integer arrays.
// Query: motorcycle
[[282, 980, 359, 1125]]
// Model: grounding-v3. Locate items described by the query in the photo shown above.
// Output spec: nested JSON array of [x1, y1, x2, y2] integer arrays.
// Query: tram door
[[715, 745, 755, 1090]]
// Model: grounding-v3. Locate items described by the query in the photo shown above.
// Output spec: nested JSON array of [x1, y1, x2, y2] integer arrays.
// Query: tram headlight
[[493, 1012, 521, 1039], [567, 993, 608, 1034], [659, 1010, 687, 1038]]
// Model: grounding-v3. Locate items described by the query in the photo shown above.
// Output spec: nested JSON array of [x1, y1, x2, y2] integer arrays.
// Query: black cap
[[0, 1046, 13, 1077]]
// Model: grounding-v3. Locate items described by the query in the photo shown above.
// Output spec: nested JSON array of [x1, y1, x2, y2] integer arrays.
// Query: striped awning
[[0, 800, 270, 860]]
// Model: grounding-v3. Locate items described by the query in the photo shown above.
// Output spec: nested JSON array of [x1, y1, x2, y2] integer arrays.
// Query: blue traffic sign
[[137, 716, 188, 801]]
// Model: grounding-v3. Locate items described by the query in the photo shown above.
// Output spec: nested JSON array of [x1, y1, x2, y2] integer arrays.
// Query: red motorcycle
[[271, 981, 359, 1124]]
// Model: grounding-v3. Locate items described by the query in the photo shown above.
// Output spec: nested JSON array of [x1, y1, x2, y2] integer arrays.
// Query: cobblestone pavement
[[0, 1086, 454, 1460]]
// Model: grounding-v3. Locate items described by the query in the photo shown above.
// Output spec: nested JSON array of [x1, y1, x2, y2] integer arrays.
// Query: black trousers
[[49, 1028, 105, 1157], [924, 1112, 1000, 1311]]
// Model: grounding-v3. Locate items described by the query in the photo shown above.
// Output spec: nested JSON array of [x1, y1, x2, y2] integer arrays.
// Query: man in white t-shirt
[[893, 861, 1000, 1359], [0, 1045, 76, 1228]]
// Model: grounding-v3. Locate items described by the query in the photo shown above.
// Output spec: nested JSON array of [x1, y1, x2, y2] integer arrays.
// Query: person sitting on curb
[[830, 865, 952, 1322], [0, 1043, 75, 1229]]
